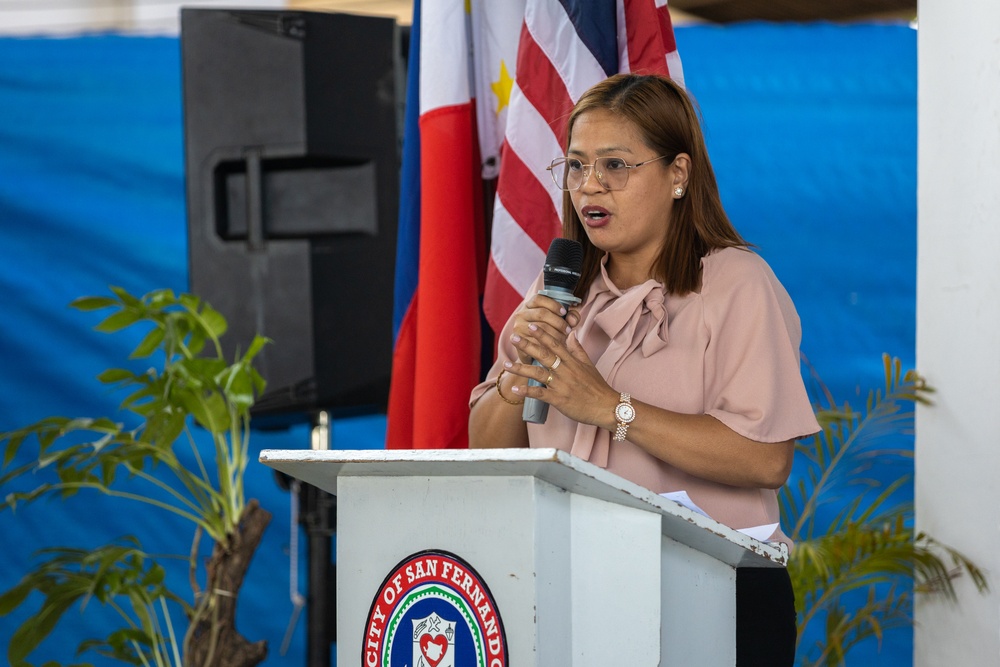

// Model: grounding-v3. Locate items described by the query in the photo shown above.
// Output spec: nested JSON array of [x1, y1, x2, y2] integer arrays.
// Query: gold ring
[[545, 374, 553, 385], [549, 356, 562, 371]]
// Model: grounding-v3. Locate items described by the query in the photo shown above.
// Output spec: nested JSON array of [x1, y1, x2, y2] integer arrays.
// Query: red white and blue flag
[[479, 0, 684, 335], [387, 0, 683, 450]]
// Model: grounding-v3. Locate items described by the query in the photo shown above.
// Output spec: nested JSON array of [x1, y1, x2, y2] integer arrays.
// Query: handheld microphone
[[522, 238, 584, 424]]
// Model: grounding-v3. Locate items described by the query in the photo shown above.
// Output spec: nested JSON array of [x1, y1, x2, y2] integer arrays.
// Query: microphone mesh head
[[542, 238, 584, 290]]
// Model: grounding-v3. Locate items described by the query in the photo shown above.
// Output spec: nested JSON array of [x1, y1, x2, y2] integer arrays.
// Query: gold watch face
[[615, 402, 635, 423]]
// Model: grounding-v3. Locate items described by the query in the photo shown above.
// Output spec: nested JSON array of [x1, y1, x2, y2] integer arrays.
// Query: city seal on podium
[[363, 550, 508, 667]]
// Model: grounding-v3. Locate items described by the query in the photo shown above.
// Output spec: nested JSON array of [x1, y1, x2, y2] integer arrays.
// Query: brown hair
[[562, 73, 748, 297]]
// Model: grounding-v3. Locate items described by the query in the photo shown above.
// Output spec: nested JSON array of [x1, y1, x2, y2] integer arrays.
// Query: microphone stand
[[302, 411, 336, 667]]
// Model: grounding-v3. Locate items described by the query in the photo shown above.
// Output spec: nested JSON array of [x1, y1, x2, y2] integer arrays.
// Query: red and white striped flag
[[475, 0, 684, 336]]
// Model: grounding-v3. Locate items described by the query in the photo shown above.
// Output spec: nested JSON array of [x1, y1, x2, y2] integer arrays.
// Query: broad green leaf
[[199, 306, 228, 338], [180, 391, 230, 435], [186, 329, 207, 357], [141, 410, 187, 450], [71, 296, 118, 311], [177, 293, 199, 311], [0, 579, 34, 615], [8, 597, 74, 664], [109, 286, 142, 308], [146, 288, 177, 308], [97, 368, 135, 384], [2, 432, 28, 467], [244, 334, 270, 360], [143, 563, 166, 587], [130, 326, 166, 359], [95, 310, 142, 334], [249, 366, 266, 395]]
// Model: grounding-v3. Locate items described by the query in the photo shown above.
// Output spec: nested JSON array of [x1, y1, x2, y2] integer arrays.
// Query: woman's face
[[567, 109, 680, 273]]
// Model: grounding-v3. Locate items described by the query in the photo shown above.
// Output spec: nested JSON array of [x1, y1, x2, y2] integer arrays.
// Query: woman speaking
[[469, 73, 820, 665]]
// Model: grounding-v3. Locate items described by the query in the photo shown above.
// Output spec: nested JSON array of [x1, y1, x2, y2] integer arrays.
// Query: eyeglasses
[[546, 155, 670, 192]]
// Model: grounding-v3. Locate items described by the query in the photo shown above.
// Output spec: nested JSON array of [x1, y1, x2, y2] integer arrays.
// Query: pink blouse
[[470, 247, 820, 545]]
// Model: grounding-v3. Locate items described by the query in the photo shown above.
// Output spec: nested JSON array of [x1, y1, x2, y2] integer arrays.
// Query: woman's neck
[[606, 254, 655, 291]]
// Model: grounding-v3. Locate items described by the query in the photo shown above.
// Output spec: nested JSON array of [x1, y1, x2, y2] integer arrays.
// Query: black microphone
[[522, 238, 584, 424]]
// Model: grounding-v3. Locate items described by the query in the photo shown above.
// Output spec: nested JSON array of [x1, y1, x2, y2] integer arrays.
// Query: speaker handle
[[244, 147, 264, 252]]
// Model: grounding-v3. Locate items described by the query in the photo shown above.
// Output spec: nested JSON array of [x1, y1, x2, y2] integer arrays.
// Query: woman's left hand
[[507, 310, 796, 490], [506, 325, 618, 429]]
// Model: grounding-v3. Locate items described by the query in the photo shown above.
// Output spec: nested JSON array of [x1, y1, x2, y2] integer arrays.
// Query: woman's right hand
[[509, 294, 580, 364]]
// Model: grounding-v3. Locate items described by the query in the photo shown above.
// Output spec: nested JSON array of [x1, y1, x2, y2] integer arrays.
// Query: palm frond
[[785, 354, 986, 664], [0, 541, 186, 667]]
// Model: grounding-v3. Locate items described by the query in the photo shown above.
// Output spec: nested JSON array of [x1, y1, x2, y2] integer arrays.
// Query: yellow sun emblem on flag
[[492, 59, 514, 115]]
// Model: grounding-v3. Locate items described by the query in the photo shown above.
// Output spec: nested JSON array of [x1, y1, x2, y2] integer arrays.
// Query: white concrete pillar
[[915, 0, 1000, 664]]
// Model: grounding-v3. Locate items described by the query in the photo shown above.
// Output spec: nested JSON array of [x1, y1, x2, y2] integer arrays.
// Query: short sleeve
[[701, 250, 820, 442]]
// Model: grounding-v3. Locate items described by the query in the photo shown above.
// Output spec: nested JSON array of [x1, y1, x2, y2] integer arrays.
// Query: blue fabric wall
[[0, 23, 916, 665], [677, 24, 917, 664]]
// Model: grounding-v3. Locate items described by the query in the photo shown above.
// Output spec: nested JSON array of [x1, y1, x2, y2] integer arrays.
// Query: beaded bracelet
[[495, 369, 523, 405]]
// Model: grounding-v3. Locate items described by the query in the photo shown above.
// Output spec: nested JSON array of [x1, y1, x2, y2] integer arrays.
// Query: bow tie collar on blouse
[[570, 263, 671, 467]]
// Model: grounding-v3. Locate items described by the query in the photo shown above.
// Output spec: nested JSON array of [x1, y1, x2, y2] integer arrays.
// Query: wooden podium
[[259, 447, 787, 667]]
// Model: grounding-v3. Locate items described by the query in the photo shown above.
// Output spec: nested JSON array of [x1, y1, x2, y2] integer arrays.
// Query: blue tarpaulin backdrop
[[0, 23, 916, 665]]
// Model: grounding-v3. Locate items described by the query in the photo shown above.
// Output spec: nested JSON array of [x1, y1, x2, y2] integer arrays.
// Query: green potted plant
[[0, 287, 271, 667], [782, 354, 988, 665]]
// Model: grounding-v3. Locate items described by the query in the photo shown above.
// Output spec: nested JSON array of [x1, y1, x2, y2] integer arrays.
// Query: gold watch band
[[613, 392, 635, 442]]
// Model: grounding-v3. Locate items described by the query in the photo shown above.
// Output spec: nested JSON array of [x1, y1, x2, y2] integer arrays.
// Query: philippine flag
[[386, 0, 485, 450]]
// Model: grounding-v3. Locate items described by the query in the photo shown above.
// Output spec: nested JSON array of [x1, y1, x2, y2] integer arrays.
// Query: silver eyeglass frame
[[546, 154, 670, 191]]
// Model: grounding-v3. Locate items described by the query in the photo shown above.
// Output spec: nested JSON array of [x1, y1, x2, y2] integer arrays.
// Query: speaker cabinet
[[181, 9, 401, 421]]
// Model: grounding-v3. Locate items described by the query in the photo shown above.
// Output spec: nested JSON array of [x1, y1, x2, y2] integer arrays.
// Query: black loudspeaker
[[181, 9, 402, 421]]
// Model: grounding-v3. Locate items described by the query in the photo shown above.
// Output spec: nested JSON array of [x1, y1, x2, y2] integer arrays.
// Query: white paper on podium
[[659, 490, 710, 517], [659, 491, 779, 542]]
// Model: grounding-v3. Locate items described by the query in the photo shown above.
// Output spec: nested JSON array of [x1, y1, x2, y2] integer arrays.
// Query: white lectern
[[259, 447, 787, 667]]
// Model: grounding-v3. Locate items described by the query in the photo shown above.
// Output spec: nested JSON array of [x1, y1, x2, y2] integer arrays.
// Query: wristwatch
[[613, 392, 635, 442]]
